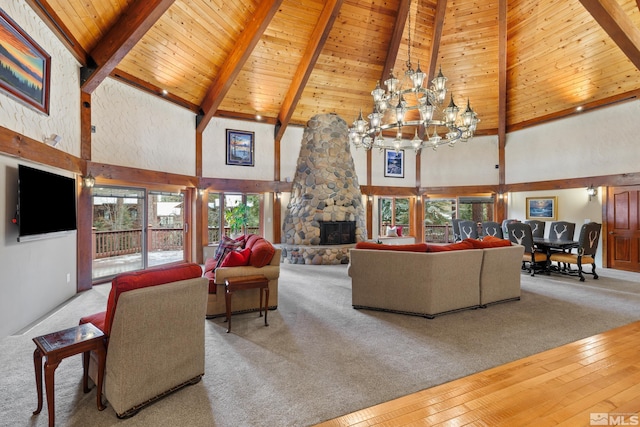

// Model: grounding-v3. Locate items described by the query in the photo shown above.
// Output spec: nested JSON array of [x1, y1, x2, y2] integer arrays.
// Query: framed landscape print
[[384, 149, 404, 178], [226, 129, 254, 166], [526, 196, 557, 221], [0, 10, 51, 114]]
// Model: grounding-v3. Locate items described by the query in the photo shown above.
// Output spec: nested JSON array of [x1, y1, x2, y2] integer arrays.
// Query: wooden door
[[606, 186, 640, 272]]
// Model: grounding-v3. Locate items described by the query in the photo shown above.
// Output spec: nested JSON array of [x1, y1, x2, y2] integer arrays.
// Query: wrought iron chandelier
[[348, 1, 479, 154]]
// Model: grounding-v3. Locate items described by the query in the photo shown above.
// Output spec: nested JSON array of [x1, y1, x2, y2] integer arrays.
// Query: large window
[[207, 192, 261, 243], [379, 197, 409, 235], [92, 186, 185, 280], [423, 195, 494, 242]]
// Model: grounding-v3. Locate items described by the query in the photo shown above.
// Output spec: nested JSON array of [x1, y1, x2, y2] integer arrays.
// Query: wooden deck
[[315, 321, 640, 426]]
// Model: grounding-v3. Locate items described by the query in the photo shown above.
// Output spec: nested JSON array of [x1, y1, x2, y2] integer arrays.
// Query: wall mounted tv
[[16, 164, 77, 242]]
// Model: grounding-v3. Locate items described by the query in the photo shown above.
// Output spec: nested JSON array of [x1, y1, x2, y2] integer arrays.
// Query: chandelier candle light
[[349, 1, 479, 154]]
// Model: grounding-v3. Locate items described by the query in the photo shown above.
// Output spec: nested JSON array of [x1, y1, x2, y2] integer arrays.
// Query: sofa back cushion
[[249, 238, 276, 267], [426, 240, 475, 252], [355, 241, 428, 252], [468, 236, 513, 249], [102, 263, 203, 336]]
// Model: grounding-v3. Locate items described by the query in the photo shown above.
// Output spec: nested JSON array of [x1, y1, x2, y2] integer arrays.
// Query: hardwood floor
[[315, 321, 640, 426]]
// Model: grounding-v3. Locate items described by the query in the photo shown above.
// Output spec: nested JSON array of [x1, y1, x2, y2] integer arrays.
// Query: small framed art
[[0, 10, 51, 114], [526, 196, 557, 221], [226, 129, 254, 166], [384, 149, 404, 178]]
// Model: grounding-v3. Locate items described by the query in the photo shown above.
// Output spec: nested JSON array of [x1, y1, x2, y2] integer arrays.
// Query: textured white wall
[[202, 117, 276, 180], [506, 100, 640, 183], [91, 78, 196, 175], [0, 0, 81, 156], [280, 125, 304, 183]]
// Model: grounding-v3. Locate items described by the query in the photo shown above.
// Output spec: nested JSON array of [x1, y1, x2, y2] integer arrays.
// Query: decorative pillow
[[355, 241, 428, 252], [396, 226, 403, 237], [249, 239, 276, 268], [214, 235, 245, 260], [244, 234, 262, 249], [385, 226, 398, 237], [220, 247, 251, 267], [427, 240, 475, 252], [471, 235, 513, 248]]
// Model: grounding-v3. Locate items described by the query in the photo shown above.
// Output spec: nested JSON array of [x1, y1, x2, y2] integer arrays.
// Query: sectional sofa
[[348, 238, 525, 318]]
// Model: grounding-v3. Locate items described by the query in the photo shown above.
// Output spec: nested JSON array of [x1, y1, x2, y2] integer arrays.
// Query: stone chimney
[[281, 113, 367, 263]]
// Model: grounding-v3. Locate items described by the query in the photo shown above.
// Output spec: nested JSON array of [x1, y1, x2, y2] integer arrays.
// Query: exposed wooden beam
[[497, 0, 507, 222], [579, 0, 640, 71], [24, 0, 88, 65], [427, 0, 447, 83], [81, 0, 176, 94], [274, 0, 344, 142], [381, 0, 410, 84], [196, 0, 285, 133]]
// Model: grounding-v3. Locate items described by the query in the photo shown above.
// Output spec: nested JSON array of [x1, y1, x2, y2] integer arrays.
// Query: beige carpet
[[1, 264, 639, 427]]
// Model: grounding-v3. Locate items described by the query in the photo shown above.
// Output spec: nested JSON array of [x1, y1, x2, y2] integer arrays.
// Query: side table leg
[[94, 342, 107, 410], [264, 287, 269, 327], [259, 287, 263, 317], [33, 348, 43, 415], [82, 351, 91, 393], [225, 289, 232, 333], [44, 358, 61, 427]]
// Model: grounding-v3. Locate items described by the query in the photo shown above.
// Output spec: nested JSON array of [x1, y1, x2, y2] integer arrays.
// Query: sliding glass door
[[91, 186, 186, 281]]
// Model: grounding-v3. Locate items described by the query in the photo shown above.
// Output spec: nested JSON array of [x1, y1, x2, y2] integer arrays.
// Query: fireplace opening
[[319, 221, 356, 245]]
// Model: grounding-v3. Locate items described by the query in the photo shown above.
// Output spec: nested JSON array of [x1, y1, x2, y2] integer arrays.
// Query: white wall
[[506, 100, 640, 183], [92, 78, 196, 175], [0, 2, 80, 338]]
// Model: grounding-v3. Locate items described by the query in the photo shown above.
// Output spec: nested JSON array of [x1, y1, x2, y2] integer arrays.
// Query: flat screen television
[[17, 164, 77, 242]]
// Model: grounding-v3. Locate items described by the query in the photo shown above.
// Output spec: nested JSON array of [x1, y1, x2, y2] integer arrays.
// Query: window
[[424, 198, 456, 242], [208, 192, 261, 242], [379, 197, 409, 235]]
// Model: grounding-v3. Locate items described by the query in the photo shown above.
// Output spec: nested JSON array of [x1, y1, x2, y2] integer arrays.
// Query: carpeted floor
[[1, 264, 639, 427]]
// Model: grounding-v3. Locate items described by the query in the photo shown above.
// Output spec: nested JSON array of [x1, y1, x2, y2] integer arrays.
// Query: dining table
[[533, 237, 579, 273]]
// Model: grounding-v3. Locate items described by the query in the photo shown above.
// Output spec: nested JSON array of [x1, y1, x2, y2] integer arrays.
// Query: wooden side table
[[33, 323, 106, 426], [224, 275, 269, 333]]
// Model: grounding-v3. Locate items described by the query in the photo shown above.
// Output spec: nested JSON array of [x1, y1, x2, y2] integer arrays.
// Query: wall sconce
[[587, 185, 598, 201], [82, 173, 95, 188], [275, 191, 281, 199], [44, 134, 62, 147], [198, 188, 206, 197]]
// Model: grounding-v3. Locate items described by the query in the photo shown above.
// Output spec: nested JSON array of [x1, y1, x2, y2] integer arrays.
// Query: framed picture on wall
[[384, 149, 404, 178], [0, 10, 51, 115], [226, 129, 254, 166], [526, 196, 557, 221]]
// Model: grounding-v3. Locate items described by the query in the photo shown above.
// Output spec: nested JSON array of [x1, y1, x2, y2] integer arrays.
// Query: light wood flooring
[[315, 321, 640, 426]]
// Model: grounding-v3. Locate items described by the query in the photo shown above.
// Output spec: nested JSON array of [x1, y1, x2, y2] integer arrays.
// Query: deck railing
[[93, 228, 184, 259], [424, 224, 454, 243]]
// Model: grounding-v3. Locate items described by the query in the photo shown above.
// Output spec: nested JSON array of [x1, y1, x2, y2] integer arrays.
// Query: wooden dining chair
[[549, 222, 601, 281], [507, 222, 548, 276]]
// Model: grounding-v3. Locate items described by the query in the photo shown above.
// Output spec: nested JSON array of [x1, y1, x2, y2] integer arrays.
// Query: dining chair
[[452, 218, 463, 242], [549, 222, 601, 281], [524, 220, 545, 238], [481, 221, 503, 239], [458, 220, 479, 240], [501, 219, 518, 239], [548, 221, 576, 241], [507, 222, 548, 276]]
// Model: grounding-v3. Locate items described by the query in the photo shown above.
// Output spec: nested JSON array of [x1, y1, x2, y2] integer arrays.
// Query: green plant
[[224, 202, 248, 235]]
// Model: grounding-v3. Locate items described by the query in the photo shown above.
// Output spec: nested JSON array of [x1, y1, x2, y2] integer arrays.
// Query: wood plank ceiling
[[29, 0, 640, 138]]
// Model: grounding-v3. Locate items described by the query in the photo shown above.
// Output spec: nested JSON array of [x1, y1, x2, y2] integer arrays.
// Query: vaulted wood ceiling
[[29, 0, 640, 138]]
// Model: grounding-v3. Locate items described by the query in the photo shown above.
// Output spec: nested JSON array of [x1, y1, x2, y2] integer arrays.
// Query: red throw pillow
[[204, 257, 217, 273], [245, 234, 262, 249], [427, 240, 475, 252], [354, 241, 428, 252], [220, 247, 251, 267], [396, 226, 403, 237], [249, 239, 276, 267], [471, 236, 513, 248]]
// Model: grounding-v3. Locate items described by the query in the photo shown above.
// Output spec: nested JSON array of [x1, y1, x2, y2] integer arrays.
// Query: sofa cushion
[[245, 234, 262, 250], [80, 263, 203, 336], [215, 235, 246, 269], [469, 236, 513, 248], [427, 240, 475, 252], [355, 241, 428, 252], [249, 239, 276, 267], [204, 257, 217, 273], [220, 247, 251, 267]]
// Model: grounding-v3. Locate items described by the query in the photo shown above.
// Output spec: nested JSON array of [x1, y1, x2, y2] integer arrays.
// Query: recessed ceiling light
[[256, 114, 262, 121], [576, 106, 583, 112], [161, 89, 168, 96]]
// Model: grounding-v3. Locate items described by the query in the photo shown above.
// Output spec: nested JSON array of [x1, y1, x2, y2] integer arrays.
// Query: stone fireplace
[[281, 113, 367, 264]]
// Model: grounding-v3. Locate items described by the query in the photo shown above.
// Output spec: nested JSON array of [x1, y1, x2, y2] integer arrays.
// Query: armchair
[[79, 263, 208, 418]]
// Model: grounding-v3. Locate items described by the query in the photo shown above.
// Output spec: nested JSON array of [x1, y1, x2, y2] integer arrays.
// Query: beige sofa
[[348, 244, 524, 318], [207, 248, 281, 318]]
